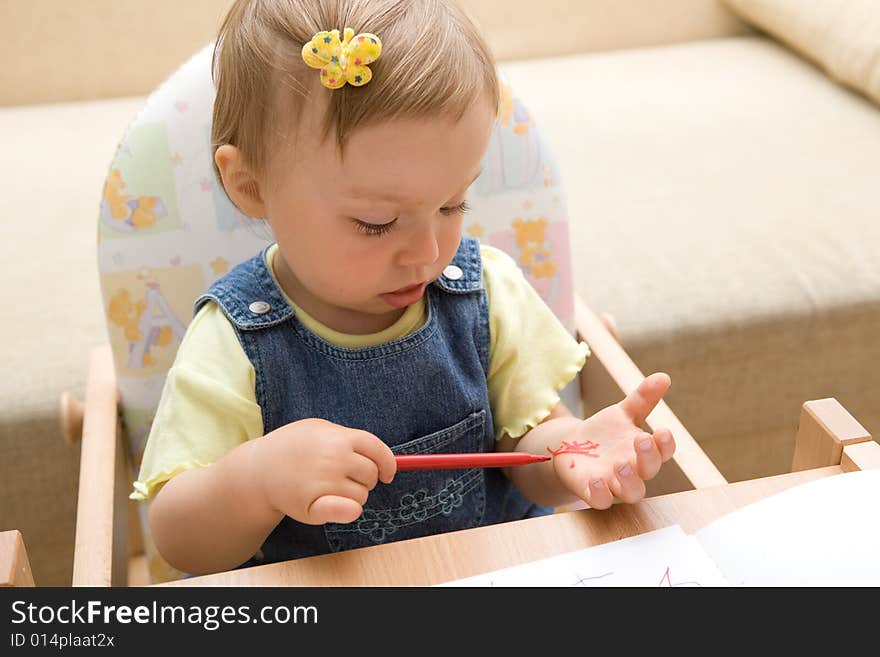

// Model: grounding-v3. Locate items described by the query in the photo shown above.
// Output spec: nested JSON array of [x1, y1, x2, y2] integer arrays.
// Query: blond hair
[[211, 0, 499, 182]]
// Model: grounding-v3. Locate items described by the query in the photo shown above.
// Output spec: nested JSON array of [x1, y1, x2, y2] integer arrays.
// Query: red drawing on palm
[[547, 440, 600, 458]]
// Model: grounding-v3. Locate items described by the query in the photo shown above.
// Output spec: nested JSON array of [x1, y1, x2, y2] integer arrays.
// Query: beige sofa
[[2, 0, 877, 585]]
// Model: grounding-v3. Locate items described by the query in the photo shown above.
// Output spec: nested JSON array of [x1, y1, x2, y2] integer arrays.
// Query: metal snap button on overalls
[[249, 301, 271, 314], [442, 265, 463, 280]]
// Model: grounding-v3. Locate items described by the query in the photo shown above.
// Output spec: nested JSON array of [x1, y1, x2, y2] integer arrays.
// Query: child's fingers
[[347, 452, 381, 490], [653, 428, 676, 461], [584, 477, 614, 510], [307, 494, 364, 525], [333, 479, 369, 507], [619, 372, 671, 426], [609, 461, 646, 504], [634, 432, 663, 481], [351, 430, 397, 483]]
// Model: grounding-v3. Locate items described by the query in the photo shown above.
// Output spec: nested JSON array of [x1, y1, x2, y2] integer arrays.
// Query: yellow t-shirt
[[131, 244, 589, 501]]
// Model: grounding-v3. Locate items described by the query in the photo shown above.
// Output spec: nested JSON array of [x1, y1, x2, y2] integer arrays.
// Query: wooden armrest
[[791, 398, 874, 471], [72, 344, 125, 586], [0, 530, 35, 587], [841, 441, 880, 472], [574, 294, 727, 490]]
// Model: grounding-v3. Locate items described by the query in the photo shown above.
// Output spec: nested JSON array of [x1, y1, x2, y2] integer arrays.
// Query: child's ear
[[214, 145, 267, 219]]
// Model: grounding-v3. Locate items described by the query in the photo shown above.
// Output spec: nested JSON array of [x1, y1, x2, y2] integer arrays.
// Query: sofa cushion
[[723, 0, 880, 106], [0, 0, 749, 105], [460, 0, 750, 61], [1, 98, 145, 419], [501, 36, 880, 480]]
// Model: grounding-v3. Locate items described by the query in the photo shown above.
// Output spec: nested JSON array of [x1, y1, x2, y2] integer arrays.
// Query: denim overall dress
[[195, 236, 551, 567]]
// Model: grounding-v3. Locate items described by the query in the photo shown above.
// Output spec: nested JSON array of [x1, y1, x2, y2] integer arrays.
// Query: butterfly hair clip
[[301, 27, 382, 89]]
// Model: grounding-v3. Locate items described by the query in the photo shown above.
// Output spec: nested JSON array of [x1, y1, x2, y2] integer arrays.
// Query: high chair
[[62, 44, 726, 586]]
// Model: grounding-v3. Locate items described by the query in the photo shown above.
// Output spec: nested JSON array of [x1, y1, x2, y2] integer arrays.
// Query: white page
[[695, 469, 880, 586], [438, 524, 729, 586]]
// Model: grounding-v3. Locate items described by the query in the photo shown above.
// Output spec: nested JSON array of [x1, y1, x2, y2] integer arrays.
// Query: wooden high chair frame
[[62, 297, 727, 586]]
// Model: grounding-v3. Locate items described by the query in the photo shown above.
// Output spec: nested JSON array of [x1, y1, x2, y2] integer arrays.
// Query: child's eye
[[439, 200, 470, 217], [350, 202, 468, 237], [353, 218, 397, 237]]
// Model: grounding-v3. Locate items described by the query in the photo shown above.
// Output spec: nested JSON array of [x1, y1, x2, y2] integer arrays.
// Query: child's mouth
[[379, 281, 427, 308]]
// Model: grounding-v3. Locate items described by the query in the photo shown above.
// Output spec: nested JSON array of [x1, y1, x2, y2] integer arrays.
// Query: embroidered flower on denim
[[398, 489, 431, 522], [353, 477, 471, 543], [437, 479, 465, 515], [357, 508, 397, 543]]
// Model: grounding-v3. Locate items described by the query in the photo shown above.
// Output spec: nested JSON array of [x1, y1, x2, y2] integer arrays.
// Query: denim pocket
[[324, 410, 488, 552]]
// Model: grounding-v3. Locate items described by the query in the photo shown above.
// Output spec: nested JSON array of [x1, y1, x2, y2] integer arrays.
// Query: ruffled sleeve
[[130, 302, 263, 500], [482, 245, 590, 439]]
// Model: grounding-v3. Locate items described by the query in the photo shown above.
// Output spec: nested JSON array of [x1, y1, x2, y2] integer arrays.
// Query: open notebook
[[439, 469, 880, 586]]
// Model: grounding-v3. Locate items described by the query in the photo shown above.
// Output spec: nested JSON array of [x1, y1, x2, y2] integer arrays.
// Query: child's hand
[[252, 418, 397, 525], [551, 373, 676, 509]]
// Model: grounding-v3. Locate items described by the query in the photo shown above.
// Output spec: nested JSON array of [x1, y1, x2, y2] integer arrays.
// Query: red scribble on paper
[[548, 440, 600, 458], [658, 566, 702, 587]]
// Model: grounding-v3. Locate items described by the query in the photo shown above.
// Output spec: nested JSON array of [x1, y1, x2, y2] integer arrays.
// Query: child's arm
[[148, 437, 283, 575], [149, 418, 397, 575], [497, 373, 676, 509]]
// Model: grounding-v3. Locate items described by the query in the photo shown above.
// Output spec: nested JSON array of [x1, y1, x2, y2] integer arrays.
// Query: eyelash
[[353, 201, 471, 237]]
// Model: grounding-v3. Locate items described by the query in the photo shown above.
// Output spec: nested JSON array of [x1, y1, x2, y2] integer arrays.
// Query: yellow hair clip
[[301, 27, 382, 89]]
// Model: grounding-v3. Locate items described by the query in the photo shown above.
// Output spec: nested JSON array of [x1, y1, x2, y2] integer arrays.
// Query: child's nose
[[398, 223, 439, 268]]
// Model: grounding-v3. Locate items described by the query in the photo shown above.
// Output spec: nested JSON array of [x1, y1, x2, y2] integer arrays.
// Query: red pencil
[[395, 452, 550, 471]]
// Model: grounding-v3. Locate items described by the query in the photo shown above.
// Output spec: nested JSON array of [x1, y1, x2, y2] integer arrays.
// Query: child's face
[[262, 96, 496, 334]]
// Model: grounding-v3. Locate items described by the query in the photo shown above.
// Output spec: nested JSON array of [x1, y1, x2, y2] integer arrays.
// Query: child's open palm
[[552, 373, 676, 509]]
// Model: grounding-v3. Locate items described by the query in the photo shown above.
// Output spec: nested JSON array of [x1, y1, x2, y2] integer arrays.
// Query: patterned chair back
[[97, 44, 579, 582]]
